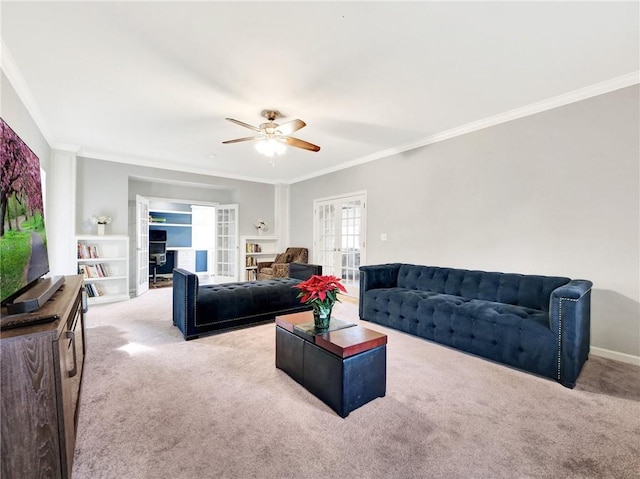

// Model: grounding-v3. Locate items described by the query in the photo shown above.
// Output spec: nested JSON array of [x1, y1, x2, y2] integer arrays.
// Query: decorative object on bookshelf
[[294, 275, 347, 330], [254, 220, 267, 236], [90, 215, 112, 235]]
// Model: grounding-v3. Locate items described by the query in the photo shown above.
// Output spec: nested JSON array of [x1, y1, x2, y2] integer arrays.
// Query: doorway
[[134, 196, 238, 295]]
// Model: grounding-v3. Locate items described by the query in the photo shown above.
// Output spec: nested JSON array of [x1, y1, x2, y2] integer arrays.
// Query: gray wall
[[1, 72, 50, 172], [290, 85, 640, 359], [76, 157, 276, 236]]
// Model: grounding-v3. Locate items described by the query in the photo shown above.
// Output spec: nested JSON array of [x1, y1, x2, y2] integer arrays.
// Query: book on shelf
[[245, 256, 258, 267], [85, 282, 104, 297], [87, 265, 98, 278], [78, 243, 100, 259], [245, 242, 262, 253], [78, 263, 110, 279]]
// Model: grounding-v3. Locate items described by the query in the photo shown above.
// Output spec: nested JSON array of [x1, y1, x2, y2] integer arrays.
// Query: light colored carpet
[[73, 288, 640, 479]]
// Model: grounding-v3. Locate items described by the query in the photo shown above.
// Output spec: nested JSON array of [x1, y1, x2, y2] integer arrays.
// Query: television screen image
[[0, 117, 50, 305]]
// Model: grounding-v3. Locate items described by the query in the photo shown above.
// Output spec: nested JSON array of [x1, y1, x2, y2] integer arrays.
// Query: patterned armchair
[[257, 247, 308, 280]]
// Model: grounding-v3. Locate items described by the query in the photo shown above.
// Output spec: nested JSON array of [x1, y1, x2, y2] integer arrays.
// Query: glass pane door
[[316, 203, 336, 275], [135, 195, 149, 296], [340, 198, 363, 291], [314, 193, 366, 297], [215, 204, 238, 283]]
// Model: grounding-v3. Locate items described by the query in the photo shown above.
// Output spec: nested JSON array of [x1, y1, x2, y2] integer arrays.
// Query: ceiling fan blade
[[281, 136, 321, 152], [225, 118, 262, 133], [222, 136, 263, 144], [276, 119, 306, 136]]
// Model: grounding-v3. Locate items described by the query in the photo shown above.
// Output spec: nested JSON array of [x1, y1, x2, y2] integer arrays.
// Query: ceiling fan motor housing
[[261, 110, 282, 122]]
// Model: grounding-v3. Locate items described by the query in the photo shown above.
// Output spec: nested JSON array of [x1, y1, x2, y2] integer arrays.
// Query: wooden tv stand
[[1, 275, 85, 479]]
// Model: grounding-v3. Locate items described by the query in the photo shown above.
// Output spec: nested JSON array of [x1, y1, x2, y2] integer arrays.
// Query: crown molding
[[51, 143, 82, 154], [288, 71, 640, 184], [80, 149, 282, 185]]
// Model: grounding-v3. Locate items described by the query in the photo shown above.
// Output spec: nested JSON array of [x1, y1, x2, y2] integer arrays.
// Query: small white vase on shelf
[[97, 224, 105, 236]]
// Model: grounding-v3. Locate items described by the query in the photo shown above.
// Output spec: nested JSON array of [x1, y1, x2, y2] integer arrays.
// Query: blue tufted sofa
[[359, 263, 592, 388], [173, 263, 322, 340]]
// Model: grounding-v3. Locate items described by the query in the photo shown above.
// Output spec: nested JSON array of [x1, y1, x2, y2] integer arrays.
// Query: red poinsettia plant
[[294, 275, 347, 314]]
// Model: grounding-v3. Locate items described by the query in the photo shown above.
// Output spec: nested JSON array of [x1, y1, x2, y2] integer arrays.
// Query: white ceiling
[[1, 1, 638, 184]]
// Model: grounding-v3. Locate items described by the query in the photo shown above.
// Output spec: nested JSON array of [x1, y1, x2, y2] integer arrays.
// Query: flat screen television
[[0, 117, 52, 307]]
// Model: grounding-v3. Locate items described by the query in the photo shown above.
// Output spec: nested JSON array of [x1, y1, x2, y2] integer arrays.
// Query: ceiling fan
[[222, 110, 321, 155]]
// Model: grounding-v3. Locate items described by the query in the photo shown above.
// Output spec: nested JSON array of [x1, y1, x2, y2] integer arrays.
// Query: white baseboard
[[591, 347, 640, 367]]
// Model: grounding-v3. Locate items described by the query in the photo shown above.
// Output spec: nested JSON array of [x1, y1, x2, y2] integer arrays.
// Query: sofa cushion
[[396, 264, 570, 311], [363, 287, 557, 377], [365, 288, 549, 331]]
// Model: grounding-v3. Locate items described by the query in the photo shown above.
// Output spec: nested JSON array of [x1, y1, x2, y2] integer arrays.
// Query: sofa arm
[[549, 279, 593, 330], [289, 262, 322, 281], [359, 264, 402, 319], [256, 261, 272, 270], [172, 268, 199, 340], [549, 279, 593, 387], [359, 263, 402, 291]]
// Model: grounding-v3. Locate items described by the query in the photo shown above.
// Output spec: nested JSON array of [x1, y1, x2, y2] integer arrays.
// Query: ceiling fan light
[[255, 139, 286, 157]]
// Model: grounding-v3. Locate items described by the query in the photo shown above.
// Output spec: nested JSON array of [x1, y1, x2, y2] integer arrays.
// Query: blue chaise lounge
[[359, 263, 592, 387], [173, 262, 321, 340]]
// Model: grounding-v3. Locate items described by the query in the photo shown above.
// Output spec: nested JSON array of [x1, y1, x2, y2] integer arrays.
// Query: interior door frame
[[134, 196, 235, 294]]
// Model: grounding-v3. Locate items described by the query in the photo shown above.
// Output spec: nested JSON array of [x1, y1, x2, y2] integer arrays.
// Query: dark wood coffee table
[[275, 311, 387, 418]]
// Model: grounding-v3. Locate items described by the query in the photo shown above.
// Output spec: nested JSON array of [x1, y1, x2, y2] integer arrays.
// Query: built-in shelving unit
[[240, 235, 279, 281], [149, 209, 192, 227], [76, 235, 129, 305], [149, 208, 193, 250]]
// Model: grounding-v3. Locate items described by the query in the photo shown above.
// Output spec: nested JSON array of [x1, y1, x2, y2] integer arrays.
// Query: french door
[[313, 192, 366, 297], [135, 195, 149, 296], [214, 204, 239, 283]]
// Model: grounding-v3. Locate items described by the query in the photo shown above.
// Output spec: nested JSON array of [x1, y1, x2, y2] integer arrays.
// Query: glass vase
[[313, 304, 333, 331]]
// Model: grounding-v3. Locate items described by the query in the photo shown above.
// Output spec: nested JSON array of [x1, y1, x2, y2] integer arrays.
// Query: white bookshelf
[[76, 235, 130, 305], [240, 235, 279, 281]]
